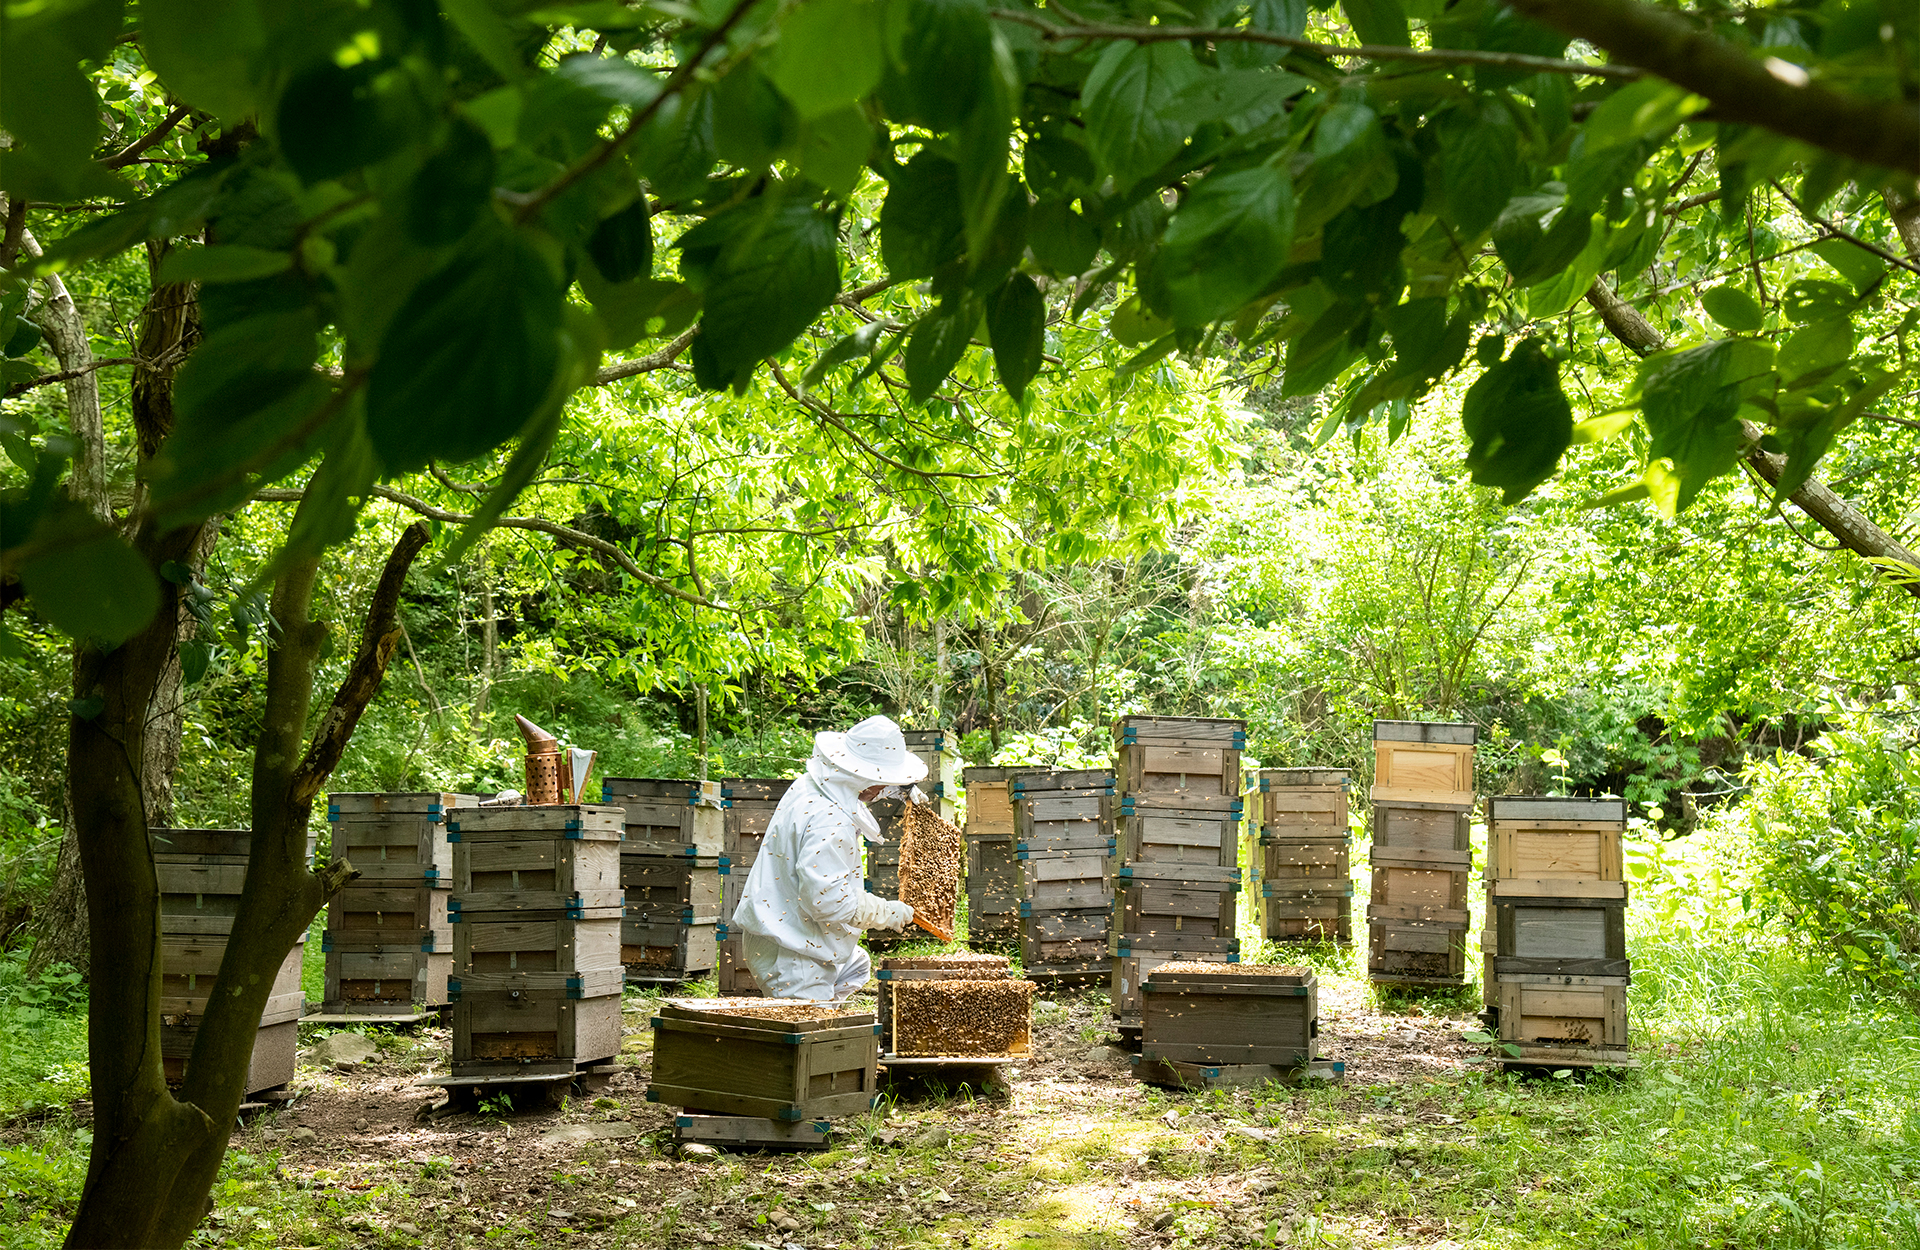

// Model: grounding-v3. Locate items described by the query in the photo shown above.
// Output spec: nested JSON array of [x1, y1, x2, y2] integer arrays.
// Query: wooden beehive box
[[903, 729, 960, 820], [1249, 769, 1353, 944], [1114, 716, 1245, 798], [1495, 975, 1628, 1049], [1367, 799, 1472, 985], [1113, 793, 1241, 867], [1017, 904, 1110, 978], [1111, 880, 1239, 944], [891, 978, 1035, 1058], [322, 791, 475, 1013], [1486, 796, 1626, 883], [647, 999, 880, 1120], [1141, 963, 1317, 1067], [1259, 881, 1354, 944], [1019, 847, 1111, 911], [1370, 721, 1476, 805], [1015, 784, 1110, 853], [601, 777, 726, 857], [714, 923, 760, 996], [1252, 769, 1351, 830], [447, 805, 624, 1072], [153, 828, 305, 1094]]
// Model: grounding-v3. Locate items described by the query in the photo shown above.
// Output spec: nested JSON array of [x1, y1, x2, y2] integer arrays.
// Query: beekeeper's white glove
[[851, 894, 915, 931], [882, 900, 915, 930]]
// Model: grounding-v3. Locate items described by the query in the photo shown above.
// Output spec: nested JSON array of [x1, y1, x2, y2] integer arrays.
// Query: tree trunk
[[474, 543, 496, 728], [1584, 279, 1920, 598], [978, 624, 1001, 752], [694, 681, 709, 782], [64, 519, 429, 1248]]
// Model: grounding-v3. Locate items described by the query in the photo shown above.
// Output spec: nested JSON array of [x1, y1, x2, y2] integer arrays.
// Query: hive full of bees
[[898, 801, 963, 941], [889, 978, 1035, 1058], [645, 998, 879, 1121], [1140, 962, 1317, 1068], [875, 953, 1013, 1052]]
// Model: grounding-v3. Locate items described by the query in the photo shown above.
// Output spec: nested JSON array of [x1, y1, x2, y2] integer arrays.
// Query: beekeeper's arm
[[794, 814, 915, 932]]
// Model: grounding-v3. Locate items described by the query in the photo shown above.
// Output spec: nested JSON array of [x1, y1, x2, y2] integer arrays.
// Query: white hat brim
[[815, 731, 929, 785]]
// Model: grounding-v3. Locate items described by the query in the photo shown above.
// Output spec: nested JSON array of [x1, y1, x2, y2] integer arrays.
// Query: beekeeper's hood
[[807, 715, 929, 844]]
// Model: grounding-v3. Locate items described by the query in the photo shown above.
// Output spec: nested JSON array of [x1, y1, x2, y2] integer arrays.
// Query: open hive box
[[645, 998, 879, 1120], [875, 954, 1034, 1058]]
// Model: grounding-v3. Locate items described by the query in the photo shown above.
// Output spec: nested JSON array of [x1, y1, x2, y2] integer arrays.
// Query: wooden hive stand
[[1012, 770, 1116, 988], [423, 804, 626, 1104], [601, 778, 725, 985], [154, 828, 307, 1100], [1250, 769, 1354, 946], [1367, 721, 1475, 989], [647, 998, 880, 1149], [1108, 717, 1247, 1038], [961, 766, 1048, 951], [714, 777, 794, 997], [1484, 796, 1635, 1069], [310, 791, 476, 1025]]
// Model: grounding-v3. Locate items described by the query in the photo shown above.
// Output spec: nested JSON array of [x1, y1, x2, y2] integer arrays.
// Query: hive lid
[[1146, 962, 1314, 989], [656, 998, 876, 1030]]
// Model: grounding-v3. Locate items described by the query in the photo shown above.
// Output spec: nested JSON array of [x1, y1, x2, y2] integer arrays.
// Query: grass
[[1, 917, 1917, 1247]]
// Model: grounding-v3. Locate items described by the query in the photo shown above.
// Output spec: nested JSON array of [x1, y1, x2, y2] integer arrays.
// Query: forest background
[[2, 0, 1920, 1245]]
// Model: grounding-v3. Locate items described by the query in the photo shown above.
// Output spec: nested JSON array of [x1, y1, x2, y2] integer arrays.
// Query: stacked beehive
[[155, 828, 306, 1097], [961, 766, 1046, 950], [1135, 962, 1320, 1088], [319, 792, 475, 1017], [1367, 721, 1476, 987], [1484, 796, 1631, 1063], [1012, 768, 1114, 987], [1250, 769, 1354, 945], [1108, 716, 1246, 1032], [865, 728, 958, 945], [714, 777, 793, 996], [601, 777, 725, 984], [446, 805, 625, 1078]]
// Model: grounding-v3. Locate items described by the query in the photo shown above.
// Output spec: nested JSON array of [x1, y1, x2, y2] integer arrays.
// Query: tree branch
[[1584, 278, 1920, 598], [2, 357, 137, 399], [101, 105, 193, 170], [253, 485, 736, 612], [287, 522, 431, 807], [1509, 0, 1920, 174], [510, 0, 761, 224], [590, 327, 698, 386], [988, 8, 1643, 78], [1769, 179, 1920, 278]]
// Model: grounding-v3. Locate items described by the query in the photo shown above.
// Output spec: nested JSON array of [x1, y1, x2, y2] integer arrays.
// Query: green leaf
[[1341, 0, 1409, 46], [800, 320, 889, 391], [1523, 212, 1609, 318], [587, 198, 654, 285], [763, 0, 885, 120], [442, 0, 525, 82], [886, 0, 996, 131], [1164, 69, 1309, 131], [1635, 340, 1757, 509], [406, 118, 499, 246], [904, 305, 974, 403], [1081, 41, 1203, 189], [1700, 286, 1765, 334], [712, 62, 800, 171], [154, 244, 293, 286], [179, 639, 212, 685], [987, 273, 1045, 402], [678, 199, 841, 390], [139, 0, 264, 122], [632, 90, 716, 201], [1581, 78, 1705, 154], [1439, 99, 1519, 239], [1808, 238, 1886, 295], [276, 61, 410, 186], [1219, 0, 1307, 67], [1777, 316, 1853, 382], [366, 227, 565, 469], [1461, 338, 1572, 503], [1780, 278, 1856, 325], [0, 17, 107, 199], [1111, 295, 1173, 347], [1027, 199, 1100, 277], [881, 152, 966, 280], [795, 107, 874, 199], [1492, 195, 1593, 286], [1157, 165, 1297, 327], [578, 271, 699, 350], [19, 511, 160, 647], [4, 320, 44, 358]]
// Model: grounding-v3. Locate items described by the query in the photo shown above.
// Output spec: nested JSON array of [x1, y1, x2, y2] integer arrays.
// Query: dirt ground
[[241, 975, 1483, 1249]]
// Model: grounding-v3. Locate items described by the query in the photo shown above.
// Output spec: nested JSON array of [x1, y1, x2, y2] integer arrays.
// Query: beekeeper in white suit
[[732, 715, 927, 1000]]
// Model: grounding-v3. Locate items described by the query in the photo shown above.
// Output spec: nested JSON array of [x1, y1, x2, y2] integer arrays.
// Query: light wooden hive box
[[714, 777, 793, 997], [1140, 962, 1318, 1069], [876, 954, 1035, 1057], [322, 791, 475, 1013], [962, 766, 1047, 949], [154, 828, 307, 1096], [646, 998, 879, 1121], [446, 804, 625, 1074], [1251, 768, 1354, 944], [1367, 720, 1475, 986], [601, 777, 724, 981], [1484, 796, 1630, 1052]]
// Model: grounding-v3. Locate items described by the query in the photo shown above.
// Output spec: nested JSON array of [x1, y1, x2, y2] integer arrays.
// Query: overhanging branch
[[591, 328, 697, 386], [1510, 0, 1920, 174]]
